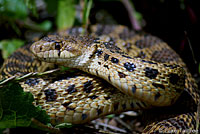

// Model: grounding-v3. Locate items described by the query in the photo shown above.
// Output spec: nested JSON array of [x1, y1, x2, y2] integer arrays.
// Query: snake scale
[[0, 25, 199, 133]]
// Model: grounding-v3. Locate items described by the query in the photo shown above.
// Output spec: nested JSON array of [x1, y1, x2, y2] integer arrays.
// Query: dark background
[[91, 0, 199, 77]]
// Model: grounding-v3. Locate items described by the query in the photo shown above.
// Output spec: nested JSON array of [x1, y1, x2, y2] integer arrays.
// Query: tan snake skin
[[0, 25, 199, 133]]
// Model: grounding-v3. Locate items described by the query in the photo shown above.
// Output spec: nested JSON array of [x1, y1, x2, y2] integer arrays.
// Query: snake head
[[31, 35, 96, 65], [31, 35, 81, 58]]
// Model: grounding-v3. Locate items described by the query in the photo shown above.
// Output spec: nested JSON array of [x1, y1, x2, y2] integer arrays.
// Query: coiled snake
[[0, 25, 199, 133]]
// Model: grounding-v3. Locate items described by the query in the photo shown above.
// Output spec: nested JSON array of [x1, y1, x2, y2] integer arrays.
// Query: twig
[[121, 0, 141, 31], [184, 31, 197, 64], [82, 0, 93, 34], [93, 122, 127, 133], [31, 118, 61, 133], [0, 68, 60, 86], [114, 116, 133, 131], [0, 76, 16, 85]]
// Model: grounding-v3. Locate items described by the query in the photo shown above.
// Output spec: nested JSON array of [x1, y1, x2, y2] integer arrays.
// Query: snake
[[0, 24, 199, 133]]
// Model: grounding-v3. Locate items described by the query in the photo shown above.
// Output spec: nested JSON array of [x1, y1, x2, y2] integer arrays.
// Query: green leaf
[[56, 0, 76, 30], [38, 20, 52, 31], [83, 0, 93, 26], [0, 0, 28, 19], [44, 0, 58, 14], [134, 11, 143, 24], [0, 39, 24, 59], [55, 123, 73, 128], [22, 19, 52, 32], [106, 114, 115, 118], [60, 66, 71, 71], [0, 82, 50, 129]]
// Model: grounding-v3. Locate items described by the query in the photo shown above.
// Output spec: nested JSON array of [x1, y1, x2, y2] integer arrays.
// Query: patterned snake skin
[[0, 25, 199, 133]]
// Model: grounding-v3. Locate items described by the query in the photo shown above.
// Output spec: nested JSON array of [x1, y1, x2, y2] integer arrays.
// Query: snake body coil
[[0, 25, 199, 133], [31, 35, 186, 107]]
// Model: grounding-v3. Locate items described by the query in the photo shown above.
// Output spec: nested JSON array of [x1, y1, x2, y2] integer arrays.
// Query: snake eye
[[55, 42, 61, 50]]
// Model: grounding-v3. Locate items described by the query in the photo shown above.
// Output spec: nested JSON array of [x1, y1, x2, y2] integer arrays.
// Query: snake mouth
[[31, 50, 75, 63], [32, 49, 76, 58], [30, 45, 77, 65]]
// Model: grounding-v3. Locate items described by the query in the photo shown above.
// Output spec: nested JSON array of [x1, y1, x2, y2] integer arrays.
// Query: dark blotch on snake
[[89, 53, 94, 59], [96, 70, 99, 75], [124, 62, 136, 72], [104, 65, 109, 69], [137, 51, 146, 58], [164, 64, 180, 69], [190, 113, 196, 126], [89, 49, 103, 59], [141, 60, 157, 65], [103, 42, 109, 46], [25, 78, 39, 86], [178, 119, 186, 128], [170, 119, 182, 128], [152, 83, 165, 90], [124, 43, 132, 52], [132, 85, 137, 94], [1, 70, 6, 77], [111, 57, 119, 63], [66, 107, 75, 111], [103, 42, 114, 53], [44, 88, 57, 102], [118, 72, 126, 78], [110, 50, 115, 53], [89, 95, 98, 99], [136, 102, 143, 109], [141, 102, 147, 107], [144, 67, 159, 79], [169, 73, 179, 85], [104, 96, 111, 100], [104, 54, 110, 61], [66, 84, 76, 94], [135, 39, 144, 49], [93, 38, 100, 43], [58, 50, 61, 56], [103, 41, 122, 54], [108, 75, 111, 81], [83, 80, 93, 93], [98, 62, 101, 65], [96, 49, 103, 56], [82, 114, 87, 120], [97, 109, 102, 115], [62, 102, 72, 108], [154, 92, 161, 101], [122, 54, 132, 59]]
